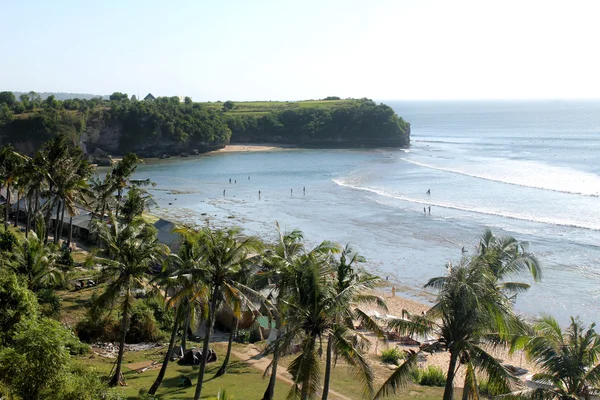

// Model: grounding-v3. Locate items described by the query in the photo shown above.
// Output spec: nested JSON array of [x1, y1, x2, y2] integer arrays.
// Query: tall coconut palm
[[510, 315, 600, 399], [257, 224, 335, 400], [186, 227, 263, 400], [110, 153, 142, 218], [282, 247, 379, 400], [147, 231, 209, 395], [89, 172, 116, 222], [375, 260, 523, 400], [121, 186, 156, 223], [94, 218, 168, 387], [321, 245, 387, 400], [475, 229, 541, 297], [0, 145, 24, 230]]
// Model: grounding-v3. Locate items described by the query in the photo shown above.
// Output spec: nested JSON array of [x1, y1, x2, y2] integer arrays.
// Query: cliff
[[0, 97, 410, 158]]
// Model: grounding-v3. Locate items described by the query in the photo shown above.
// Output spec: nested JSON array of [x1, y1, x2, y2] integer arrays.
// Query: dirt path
[[230, 346, 352, 400]]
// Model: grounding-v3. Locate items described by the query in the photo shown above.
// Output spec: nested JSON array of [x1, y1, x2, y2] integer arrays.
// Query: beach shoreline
[[212, 143, 297, 153]]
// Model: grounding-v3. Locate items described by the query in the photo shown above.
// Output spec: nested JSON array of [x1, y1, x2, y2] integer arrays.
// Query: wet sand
[[212, 144, 297, 153]]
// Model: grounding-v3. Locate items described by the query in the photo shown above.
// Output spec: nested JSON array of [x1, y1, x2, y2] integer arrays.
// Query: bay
[[133, 99, 600, 324]]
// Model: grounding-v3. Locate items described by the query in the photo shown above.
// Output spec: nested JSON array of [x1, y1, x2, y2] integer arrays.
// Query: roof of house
[[144, 93, 156, 101], [154, 219, 181, 250]]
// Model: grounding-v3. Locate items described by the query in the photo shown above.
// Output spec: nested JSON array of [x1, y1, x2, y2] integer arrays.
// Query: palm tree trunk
[[67, 216, 73, 247], [181, 307, 191, 352], [443, 350, 459, 400], [58, 197, 66, 243], [44, 196, 55, 243], [149, 306, 182, 395], [262, 316, 282, 400], [13, 191, 19, 227], [194, 294, 217, 400], [321, 334, 333, 400], [54, 199, 61, 244], [25, 196, 31, 238], [109, 298, 130, 387], [115, 188, 122, 218], [4, 183, 10, 230], [301, 336, 318, 400], [214, 317, 237, 378]]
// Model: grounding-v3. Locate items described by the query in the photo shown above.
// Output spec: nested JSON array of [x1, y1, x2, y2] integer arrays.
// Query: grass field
[[201, 99, 361, 116]]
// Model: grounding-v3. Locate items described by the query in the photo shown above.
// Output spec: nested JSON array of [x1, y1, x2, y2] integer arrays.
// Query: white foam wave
[[333, 178, 600, 231], [400, 157, 600, 197]]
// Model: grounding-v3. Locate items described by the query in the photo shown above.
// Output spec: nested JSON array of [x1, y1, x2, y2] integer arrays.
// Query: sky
[[1, 0, 599, 101]]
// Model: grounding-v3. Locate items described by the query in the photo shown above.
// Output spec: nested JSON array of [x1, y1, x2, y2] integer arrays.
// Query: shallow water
[[134, 100, 600, 324]]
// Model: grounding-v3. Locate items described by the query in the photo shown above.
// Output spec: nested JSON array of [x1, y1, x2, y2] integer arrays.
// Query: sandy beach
[[212, 143, 296, 153], [366, 291, 537, 388]]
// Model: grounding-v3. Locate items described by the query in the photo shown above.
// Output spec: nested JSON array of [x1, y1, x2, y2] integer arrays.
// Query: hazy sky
[[1, 0, 599, 101]]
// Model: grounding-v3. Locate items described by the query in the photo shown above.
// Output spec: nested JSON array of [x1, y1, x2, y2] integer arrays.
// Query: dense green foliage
[[0, 92, 410, 156], [225, 98, 410, 146], [410, 366, 447, 387], [381, 347, 405, 365]]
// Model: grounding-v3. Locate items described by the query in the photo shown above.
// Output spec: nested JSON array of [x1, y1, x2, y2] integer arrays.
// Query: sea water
[[133, 100, 600, 324]]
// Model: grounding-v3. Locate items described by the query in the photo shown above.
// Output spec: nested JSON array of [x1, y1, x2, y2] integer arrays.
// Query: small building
[[144, 93, 156, 101], [153, 219, 181, 251]]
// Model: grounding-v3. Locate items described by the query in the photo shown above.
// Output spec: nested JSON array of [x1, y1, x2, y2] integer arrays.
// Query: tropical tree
[[258, 225, 307, 400], [185, 227, 263, 400], [110, 153, 142, 218], [475, 229, 541, 297], [94, 218, 168, 387], [510, 315, 600, 399], [148, 231, 209, 395], [89, 171, 116, 221], [375, 259, 523, 400], [11, 230, 62, 291], [321, 245, 386, 400], [121, 186, 156, 223], [280, 245, 379, 400], [0, 145, 24, 230]]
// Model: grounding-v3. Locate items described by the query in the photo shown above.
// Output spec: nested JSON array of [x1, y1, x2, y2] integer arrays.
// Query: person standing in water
[[291, 188, 293, 196], [426, 189, 430, 195], [258, 190, 261, 199], [229, 178, 231, 184], [223, 189, 226, 196], [303, 186, 306, 195], [248, 176, 250, 180], [424, 207, 426, 214], [428, 206, 431, 215]]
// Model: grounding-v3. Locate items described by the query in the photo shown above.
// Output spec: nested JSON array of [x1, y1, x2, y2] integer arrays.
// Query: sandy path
[[230, 346, 352, 400], [213, 144, 296, 153]]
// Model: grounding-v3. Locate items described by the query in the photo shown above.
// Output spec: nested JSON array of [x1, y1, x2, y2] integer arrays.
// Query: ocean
[[133, 100, 600, 324]]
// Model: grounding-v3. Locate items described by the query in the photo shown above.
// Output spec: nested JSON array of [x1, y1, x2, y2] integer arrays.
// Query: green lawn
[[78, 343, 290, 400], [200, 99, 360, 116]]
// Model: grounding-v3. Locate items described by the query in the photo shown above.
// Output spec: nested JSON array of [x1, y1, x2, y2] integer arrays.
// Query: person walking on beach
[[258, 190, 261, 198], [428, 206, 431, 215]]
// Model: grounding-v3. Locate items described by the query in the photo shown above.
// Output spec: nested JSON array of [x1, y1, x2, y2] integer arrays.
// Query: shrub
[[381, 347, 404, 365], [0, 229, 17, 252], [478, 377, 510, 396], [76, 311, 120, 343], [37, 288, 62, 318], [127, 301, 166, 343], [411, 365, 446, 387], [145, 296, 174, 331]]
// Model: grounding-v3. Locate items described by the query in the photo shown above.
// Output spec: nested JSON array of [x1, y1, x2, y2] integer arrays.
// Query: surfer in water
[[426, 189, 430, 195]]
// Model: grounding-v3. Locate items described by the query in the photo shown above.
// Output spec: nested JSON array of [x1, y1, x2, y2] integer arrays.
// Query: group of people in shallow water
[[222, 176, 306, 198], [424, 188, 432, 215]]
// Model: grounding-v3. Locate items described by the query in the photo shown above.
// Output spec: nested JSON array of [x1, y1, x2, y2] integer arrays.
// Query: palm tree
[[121, 186, 156, 223], [281, 247, 378, 400], [11, 229, 62, 291], [89, 172, 116, 222], [257, 225, 307, 400], [510, 315, 600, 399], [0, 145, 24, 230], [110, 153, 142, 218], [148, 231, 209, 395], [475, 229, 541, 297], [321, 245, 386, 400], [375, 260, 522, 400], [186, 227, 263, 400], [94, 218, 168, 387]]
